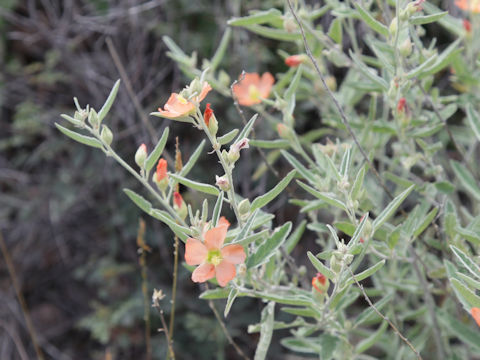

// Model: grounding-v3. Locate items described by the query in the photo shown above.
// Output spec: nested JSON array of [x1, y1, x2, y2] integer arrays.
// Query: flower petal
[[218, 216, 230, 229], [215, 260, 236, 287], [259, 72, 274, 99], [472, 307, 480, 327], [204, 225, 228, 250], [221, 244, 246, 265], [197, 82, 212, 102], [192, 263, 215, 283], [185, 238, 207, 265]]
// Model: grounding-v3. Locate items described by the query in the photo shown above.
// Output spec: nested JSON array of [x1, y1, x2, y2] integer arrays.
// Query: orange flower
[[456, 0, 480, 12], [185, 217, 246, 287], [157, 82, 212, 118], [156, 158, 168, 181], [232, 72, 275, 106], [472, 307, 480, 327]]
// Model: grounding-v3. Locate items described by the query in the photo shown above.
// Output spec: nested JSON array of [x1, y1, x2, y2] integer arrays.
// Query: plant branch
[[286, 0, 395, 200], [0, 231, 45, 360], [347, 266, 422, 360]]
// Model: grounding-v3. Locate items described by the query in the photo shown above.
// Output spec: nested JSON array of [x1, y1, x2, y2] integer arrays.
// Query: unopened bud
[[389, 17, 398, 37], [399, 39, 412, 57], [204, 103, 218, 137], [330, 255, 342, 274], [277, 123, 294, 140], [285, 54, 307, 67], [135, 144, 148, 169], [88, 108, 99, 129], [228, 138, 249, 164], [283, 16, 297, 33], [173, 192, 187, 220], [215, 175, 230, 191], [74, 110, 88, 123], [153, 158, 169, 192], [238, 198, 251, 218], [312, 272, 329, 293], [100, 125, 113, 146]]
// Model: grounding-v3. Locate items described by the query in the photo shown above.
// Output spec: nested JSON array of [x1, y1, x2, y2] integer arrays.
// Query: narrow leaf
[[55, 123, 103, 149], [251, 170, 296, 211], [307, 251, 335, 280], [372, 185, 414, 231], [247, 222, 292, 268], [169, 174, 219, 196], [146, 127, 169, 172], [98, 79, 121, 122]]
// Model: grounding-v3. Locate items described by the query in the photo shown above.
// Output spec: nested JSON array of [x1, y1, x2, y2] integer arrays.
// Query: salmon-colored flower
[[456, 0, 480, 12], [232, 72, 275, 106], [156, 158, 168, 181], [285, 55, 304, 67], [185, 217, 246, 287], [472, 307, 480, 327], [157, 82, 212, 118]]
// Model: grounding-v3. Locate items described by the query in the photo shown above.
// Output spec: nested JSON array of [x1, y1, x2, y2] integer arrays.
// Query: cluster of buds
[[226, 138, 249, 165], [330, 242, 354, 274], [401, 0, 425, 19], [180, 78, 204, 101]]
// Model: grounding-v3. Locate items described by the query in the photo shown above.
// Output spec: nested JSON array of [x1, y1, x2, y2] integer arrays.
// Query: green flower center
[[207, 249, 222, 266], [248, 84, 261, 102]]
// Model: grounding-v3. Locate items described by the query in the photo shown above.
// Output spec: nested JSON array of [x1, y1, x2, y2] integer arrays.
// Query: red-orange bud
[[156, 158, 168, 181], [397, 97, 406, 113], [285, 55, 303, 67], [204, 103, 213, 126], [312, 272, 327, 293], [173, 192, 183, 208], [463, 19, 472, 32]]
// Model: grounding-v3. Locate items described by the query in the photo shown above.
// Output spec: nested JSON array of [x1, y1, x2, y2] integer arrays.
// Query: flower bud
[[238, 198, 251, 218], [405, 0, 425, 17], [330, 254, 342, 274], [463, 19, 472, 36], [277, 123, 294, 140], [312, 272, 329, 293], [135, 143, 148, 169], [399, 39, 412, 57], [389, 17, 398, 38], [204, 103, 218, 137], [285, 54, 307, 67], [100, 125, 113, 146], [153, 158, 169, 192], [88, 108, 99, 129], [173, 192, 187, 220], [228, 138, 249, 164], [74, 110, 88, 123], [283, 16, 297, 33], [215, 175, 230, 191]]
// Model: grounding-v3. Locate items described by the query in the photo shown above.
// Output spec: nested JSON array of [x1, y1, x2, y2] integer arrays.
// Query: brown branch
[[0, 231, 45, 360], [205, 285, 250, 360]]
